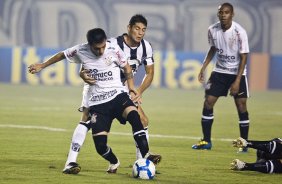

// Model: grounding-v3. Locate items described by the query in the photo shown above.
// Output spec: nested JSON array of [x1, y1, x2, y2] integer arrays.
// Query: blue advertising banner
[[1, 47, 281, 90]]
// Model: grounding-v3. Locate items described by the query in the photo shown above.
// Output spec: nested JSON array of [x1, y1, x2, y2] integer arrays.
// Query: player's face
[[128, 22, 147, 44], [90, 40, 106, 56], [217, 5, 233, 29]]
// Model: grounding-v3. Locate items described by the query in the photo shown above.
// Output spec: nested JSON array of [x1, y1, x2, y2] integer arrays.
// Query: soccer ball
[[132, 159, 155, 179]]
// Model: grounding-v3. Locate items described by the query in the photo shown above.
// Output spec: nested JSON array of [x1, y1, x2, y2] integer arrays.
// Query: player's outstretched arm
[[28, 52, 66, 74]]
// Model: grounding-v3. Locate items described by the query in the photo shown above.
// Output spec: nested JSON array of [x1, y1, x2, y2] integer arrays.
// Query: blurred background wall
[[1, 0, 282, 90]]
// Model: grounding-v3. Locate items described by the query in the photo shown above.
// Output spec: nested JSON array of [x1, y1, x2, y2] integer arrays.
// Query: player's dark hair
[[129, 14, 147, 27], [86, 28, 107, 45], [219, 2, 234, 13]]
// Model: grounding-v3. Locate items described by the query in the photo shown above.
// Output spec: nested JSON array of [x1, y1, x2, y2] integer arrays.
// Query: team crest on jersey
[[91, 113, 97, 123], [104, 56, 114, 66]]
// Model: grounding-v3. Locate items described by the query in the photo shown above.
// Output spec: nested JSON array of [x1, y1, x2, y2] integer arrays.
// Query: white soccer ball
[[132, 158, 155, 179]]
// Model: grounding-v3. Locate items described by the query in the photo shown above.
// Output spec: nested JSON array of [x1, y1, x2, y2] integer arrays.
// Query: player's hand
[[80, 69, 96, 85], [229, 82, 240, 96], [28, 63, 43, 74], [129, 89, 141, 103], [198, 71, 205, 83]]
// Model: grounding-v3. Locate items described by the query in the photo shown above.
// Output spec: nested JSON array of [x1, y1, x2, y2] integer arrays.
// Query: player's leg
[[63, 107, 91, 174], [192, 95, 218, 150], [122, 105, 161, 165], [234, 98, 249, 141], [93, 133, 120, 173], [192, 72, 229, 150], [90, 104, 120, 173], [136, 105, 149, 159], [248, 138, 282, 155], [231, 159, 282, 173], [234, 75, 250, 152]]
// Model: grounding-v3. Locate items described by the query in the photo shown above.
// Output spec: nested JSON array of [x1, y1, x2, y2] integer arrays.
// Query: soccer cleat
[[62, 162, 81, 174], [106, 159, 120, 173], [145, 152, 162, 165], [192, 140, 212, 150], [232, 137, 248, 148], [230, 159, 246, 171]]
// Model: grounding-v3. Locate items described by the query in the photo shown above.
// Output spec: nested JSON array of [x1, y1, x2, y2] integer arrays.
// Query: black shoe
[[145, 153, 162, 165], [62, 162, 81, 174]]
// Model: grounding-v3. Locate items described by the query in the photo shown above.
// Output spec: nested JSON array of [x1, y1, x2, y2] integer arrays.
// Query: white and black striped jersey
[[208, 21, 249, 75], [110, 34, 154, 80]]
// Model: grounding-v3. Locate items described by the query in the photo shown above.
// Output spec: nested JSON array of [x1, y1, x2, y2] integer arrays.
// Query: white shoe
[[107, 159, 120, 173], [62, 162, 81, 174], [232, 137, 248, 148], [231, 159, 246, 170]]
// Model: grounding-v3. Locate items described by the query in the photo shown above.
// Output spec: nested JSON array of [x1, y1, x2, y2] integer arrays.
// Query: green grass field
[[0, 83, 281, 184]]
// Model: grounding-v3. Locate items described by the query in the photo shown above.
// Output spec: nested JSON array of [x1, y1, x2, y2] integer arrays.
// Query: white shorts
[[78, 84, 90, 112]]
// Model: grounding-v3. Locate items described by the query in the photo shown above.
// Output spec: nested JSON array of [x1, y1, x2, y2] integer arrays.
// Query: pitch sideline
[[0, 124, 233, 142]]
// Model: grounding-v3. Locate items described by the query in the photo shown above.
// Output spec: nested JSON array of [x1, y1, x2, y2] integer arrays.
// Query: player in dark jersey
[[231, 137, 282, 173]]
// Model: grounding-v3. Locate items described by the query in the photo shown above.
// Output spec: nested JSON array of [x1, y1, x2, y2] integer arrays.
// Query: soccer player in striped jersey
[[192, 3, 250, 152], [231, 137, 282, 173], [28, 28, 161, 174], [63, 14, 157, 174]]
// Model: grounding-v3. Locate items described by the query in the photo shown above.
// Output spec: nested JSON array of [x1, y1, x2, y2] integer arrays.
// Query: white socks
[[65, 123, 88, 167]]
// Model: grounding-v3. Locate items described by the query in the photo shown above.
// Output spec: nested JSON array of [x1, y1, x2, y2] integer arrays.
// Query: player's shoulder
[[107, 37, 118, 44], [232, 21, 247, 33], [141, 38, 153, 50], [106, 37, 120, 50], [209, 22, 221, 31], [67, 43, 89, 54]]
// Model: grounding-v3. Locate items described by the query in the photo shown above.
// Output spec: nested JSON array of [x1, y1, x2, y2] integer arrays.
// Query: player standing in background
[[28, 28, 161, 174], [192, 3, 250, 152], [63, 14, 157, 174], [231, 137, 282, 173]]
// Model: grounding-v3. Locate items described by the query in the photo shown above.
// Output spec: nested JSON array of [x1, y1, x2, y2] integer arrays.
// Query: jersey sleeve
[[143, 41, 154, 66], [63, 44, 82, 63], [115, 45, 128, 67], [239, 30, 249, 54], [208, 29, 215, 47]]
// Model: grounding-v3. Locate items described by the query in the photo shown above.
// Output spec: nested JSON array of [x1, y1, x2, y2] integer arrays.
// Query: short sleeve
[[144, 41, 154, 66], [63, 44, 82, 63], [115, 46, 128, 67], [208, 29, 215, 47], [239, 30, 249, 54]]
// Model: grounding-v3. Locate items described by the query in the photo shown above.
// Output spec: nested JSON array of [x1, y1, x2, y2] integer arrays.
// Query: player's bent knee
[[127, 110, 144, 132], [93, 135, 108, 156]]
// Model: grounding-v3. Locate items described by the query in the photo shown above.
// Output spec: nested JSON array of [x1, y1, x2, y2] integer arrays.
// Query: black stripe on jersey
[[116, 33, 153, 66], [141, 40, 147, 65], [130, 48, 137, 60], [116, 35, 124, 50]]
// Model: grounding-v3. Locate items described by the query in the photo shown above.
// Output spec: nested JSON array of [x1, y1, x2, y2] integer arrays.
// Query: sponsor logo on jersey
[[88, 69, 113, 81], [89, 89, 117, 102]]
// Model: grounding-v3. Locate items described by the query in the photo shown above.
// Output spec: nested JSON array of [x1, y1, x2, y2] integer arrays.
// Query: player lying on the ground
[[231, 137, 282, 173]]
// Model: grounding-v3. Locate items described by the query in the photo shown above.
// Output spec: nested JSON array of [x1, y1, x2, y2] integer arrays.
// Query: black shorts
[[205, 72, 249, 98], [89, 92, 135, 134]]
